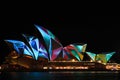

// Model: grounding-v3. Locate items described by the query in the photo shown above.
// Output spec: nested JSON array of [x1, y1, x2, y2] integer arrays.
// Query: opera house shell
[[0, 25, 117, 71]]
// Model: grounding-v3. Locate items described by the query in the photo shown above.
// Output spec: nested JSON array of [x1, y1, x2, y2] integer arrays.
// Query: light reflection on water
[[0, 71, 120, 80]]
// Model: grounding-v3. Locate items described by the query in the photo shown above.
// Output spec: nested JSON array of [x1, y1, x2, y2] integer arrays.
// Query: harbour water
[[0, 71, 120, 80]]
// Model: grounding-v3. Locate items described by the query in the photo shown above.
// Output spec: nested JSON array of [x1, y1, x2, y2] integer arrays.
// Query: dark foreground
[[0, 71, 120, 80]]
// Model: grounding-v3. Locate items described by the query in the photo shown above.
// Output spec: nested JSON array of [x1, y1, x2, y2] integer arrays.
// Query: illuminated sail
[[86, 52, 96, 61], [106, 52, 115, 61], [63, 43, 86, 61], [23, 34, 48, 60], [96, 52, 115, 63], [35, 25, 63, 61], [5, 40, 34, 57]]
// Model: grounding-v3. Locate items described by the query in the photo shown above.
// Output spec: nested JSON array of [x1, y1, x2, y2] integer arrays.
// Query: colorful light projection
[[5, 36, 48, 60], [86, 52, 115, 63], [4, 25, 116, 62], [35, 25, 63, 61], [5, 39, 35, 58], [23, 34, 48, 60], [96, 52, 115, 63], [63, 43, 87, 61], [5, 25, 63, 61], [86, 52, 96, 61]]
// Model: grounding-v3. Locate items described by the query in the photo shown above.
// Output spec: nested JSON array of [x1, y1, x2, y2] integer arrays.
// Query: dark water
[[0, 71, 120, 80]]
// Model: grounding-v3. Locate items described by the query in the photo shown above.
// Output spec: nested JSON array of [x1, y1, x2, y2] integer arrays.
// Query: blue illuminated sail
[[35, 25, 63, 61], [106, 52, 115, 61], [23, 34, 48, 60], [5, 40, 34, 57], [86, 52, 96, 61]]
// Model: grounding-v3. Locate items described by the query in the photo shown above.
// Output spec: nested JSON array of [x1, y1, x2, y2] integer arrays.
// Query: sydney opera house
[[0, 25, 120, 71]]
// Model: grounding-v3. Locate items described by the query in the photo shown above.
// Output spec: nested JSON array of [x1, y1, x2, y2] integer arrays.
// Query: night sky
[[0, 15, 120, 62]]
